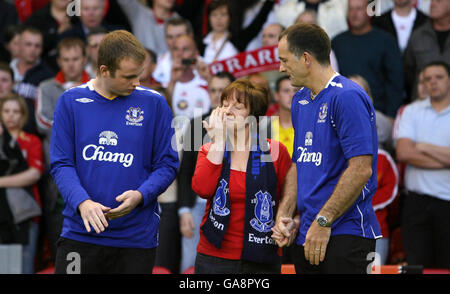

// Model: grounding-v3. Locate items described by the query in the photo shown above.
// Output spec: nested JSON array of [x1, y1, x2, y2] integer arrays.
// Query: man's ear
[[98, 65, 110, 77], [303, 52, 313, 68]]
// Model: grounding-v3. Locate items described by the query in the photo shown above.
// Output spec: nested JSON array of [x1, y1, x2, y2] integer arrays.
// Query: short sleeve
[[333, 89, 375, 159], [396, 104, 417, 141]]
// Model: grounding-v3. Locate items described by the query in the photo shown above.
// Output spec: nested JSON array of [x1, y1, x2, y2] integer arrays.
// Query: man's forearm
[[397, 139, 445, 169], [319, 156, 372, 224], [419, 143, 450, 167], [276, 164, 298, 221]]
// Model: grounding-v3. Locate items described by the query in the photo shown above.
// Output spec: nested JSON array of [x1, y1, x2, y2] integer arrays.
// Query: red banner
[[209, 45, 280, 78]]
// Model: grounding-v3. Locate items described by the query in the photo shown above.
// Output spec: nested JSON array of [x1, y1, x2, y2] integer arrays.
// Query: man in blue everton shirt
[[50, 30, 178, 274], [272, 24, 381, 274]]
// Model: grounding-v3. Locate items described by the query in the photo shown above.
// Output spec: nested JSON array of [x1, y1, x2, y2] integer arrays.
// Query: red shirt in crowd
[[372, 149, 399, 238], [192, 139, 291, 260], [16, 131, 44, 222]]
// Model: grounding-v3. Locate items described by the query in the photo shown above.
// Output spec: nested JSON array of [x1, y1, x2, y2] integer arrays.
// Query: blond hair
[[97, 30, 146, 76]]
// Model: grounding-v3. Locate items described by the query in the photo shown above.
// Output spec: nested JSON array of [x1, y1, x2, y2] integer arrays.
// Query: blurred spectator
[[201, 0, 238, 64], [139, 48, 159, 88], [372, 0, 428, 54], [60, 0, 124, 42], [261, 23, 284, 48], [270, 75, 296, 158], [393, 67, 429, 150], [349, 74, 399, 265], [177, 71, 235, 274], [332, 0, 404, 119], [396, 61, 450, 269], [10, 26, 54, 135], [25, 0, 75, 72], [0, 0, 19, 45], [153, 17, 194, 87], [274, 0, 348, 40], [1, 25, 23, 64], [349, 74, 394, 150], [117, 0, 179, 58], [228, 0, 276, 51], [13, 0, 49, 23], [294, 9, 339, 74], [0, 93, 44, 274], [0, 63, 14, 99], [403, 0, 450, 104], [84, 26, 107, 78], [294, 8, 317, 24], [173, 0, 207, 49], [167, 35, 210, 130]]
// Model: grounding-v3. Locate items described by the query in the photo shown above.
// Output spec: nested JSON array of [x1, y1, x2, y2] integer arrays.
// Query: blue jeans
[[180, 199, 206, 273], [22, 222, 39, 274]]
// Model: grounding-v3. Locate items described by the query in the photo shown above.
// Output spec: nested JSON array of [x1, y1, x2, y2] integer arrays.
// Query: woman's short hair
[[220, 78, 269, 123]]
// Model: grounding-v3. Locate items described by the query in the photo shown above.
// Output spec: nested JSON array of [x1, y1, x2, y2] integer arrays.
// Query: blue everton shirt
[[291, 74, 381, 246], [50, 81, 179, 249]]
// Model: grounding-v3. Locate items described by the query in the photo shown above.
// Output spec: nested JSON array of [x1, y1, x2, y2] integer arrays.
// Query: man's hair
[[145, 48, 157, 64], [279, 23, 331, 66], [212, 71, 236, 84], [20, 26, 43, 39], [422, 61, 450, 77], [220, 78, 269, 122], [57, 37, 87, 57], [275, 75, 290, 92], [0, 93, 28, 130], [97, 30, 146, 76], [165, 17, 193, 36], [0, 62, 14, 80], [87, 26, 109, 40]]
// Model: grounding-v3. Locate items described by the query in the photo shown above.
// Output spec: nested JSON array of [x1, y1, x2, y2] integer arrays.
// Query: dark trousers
[[195, 253, 281, 274], [292, 235, 376, 274], [154, 202, 181, 274], [401, 191, 450, 269], [54, 237, 156, 274]]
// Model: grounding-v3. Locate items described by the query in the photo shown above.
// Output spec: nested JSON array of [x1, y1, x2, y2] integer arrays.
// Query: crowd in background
[[0, 0, 449, 274]]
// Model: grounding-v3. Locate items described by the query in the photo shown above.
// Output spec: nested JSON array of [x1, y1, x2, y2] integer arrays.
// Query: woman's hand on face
[[203, 107, 227, 146]]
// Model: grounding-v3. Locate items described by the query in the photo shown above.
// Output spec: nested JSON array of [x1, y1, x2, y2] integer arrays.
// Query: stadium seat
[[152, 266, 172, 274], [281, 264, 296, 274]]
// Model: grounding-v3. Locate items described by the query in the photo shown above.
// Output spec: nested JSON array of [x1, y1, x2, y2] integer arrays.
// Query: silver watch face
[[317, 216, 328, 227]]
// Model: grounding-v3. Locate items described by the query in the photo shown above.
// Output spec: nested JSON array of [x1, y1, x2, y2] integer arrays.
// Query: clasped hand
[[78, 190, 143, 234]]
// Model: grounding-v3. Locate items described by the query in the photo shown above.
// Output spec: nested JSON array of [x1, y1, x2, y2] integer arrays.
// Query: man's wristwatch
[[316, 215, 331, 227]]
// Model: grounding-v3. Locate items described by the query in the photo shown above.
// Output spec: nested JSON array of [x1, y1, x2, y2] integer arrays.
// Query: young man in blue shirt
[[272, 23, 381, 274], [51, 30, 179, 274]]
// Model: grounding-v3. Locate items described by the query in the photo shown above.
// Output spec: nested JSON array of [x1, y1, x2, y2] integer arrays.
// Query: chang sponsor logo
[[82, 131, 134, 167], [296, 147, 323, 167]]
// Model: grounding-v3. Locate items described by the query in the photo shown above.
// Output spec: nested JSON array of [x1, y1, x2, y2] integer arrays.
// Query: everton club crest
[[317, 102, 328, 123], [250, 191, 275, 233], [213, 179, 230, 216], [126, 107, 144, 126]]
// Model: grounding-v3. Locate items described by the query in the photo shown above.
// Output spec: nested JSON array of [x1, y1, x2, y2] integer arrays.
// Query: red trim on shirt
[[192, 139, 291, 260]]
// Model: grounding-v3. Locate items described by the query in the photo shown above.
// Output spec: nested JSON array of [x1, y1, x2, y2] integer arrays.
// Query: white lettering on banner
[[209, 45, 280, 78], [82, 144, 134, 167], [296, 147, 323, 166], [248, 233, 276, 245]]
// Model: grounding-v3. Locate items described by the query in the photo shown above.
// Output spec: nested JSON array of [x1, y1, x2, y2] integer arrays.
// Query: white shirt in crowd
[[391, 8, 417, 52], [202, 32, 239, 64]]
